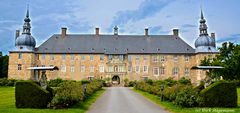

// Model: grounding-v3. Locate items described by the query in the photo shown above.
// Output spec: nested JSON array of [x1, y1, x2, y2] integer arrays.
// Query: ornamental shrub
[[163, 84, 187, 101], [0, 78, 17, 86], [198, 81, 237, 107], [48, 78, 65, 87], [51, 81, 84, 108], [178, 77, 191, 85], [129, 80, 137, 87], [15, 81, 52, 108], [175, 86, 199, 107]]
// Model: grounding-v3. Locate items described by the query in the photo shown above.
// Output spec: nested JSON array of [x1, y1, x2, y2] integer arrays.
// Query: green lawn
[[133, 88, 240, 113], [0, 87, 105, 113]]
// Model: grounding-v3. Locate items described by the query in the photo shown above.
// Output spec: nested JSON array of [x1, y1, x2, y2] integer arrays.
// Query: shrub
[[163, 78, 177, 87], [163, 84, 187, 101], [198, 81, 237, 107], [175, 86, 198, 107], [124, 78, 129, 87], [129, 80, 137, 87], [0, 78, 17, 86], [48, 78, 65, 87], [51, 81, 84, 108], [15, 81, 52, 108], [178, 77, 191, 85]]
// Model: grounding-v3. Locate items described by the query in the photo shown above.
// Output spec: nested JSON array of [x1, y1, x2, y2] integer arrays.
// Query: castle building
[[8, 8, 218, 85]]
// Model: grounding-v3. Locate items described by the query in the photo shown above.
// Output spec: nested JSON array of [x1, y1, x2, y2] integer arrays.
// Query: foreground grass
[[133, 88, 240, 113], [0, 87, 105, 113]]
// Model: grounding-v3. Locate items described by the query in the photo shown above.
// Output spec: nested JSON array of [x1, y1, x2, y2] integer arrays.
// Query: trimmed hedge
[[198, 81, 237, 107], [0, 78, 16, 86], [15, 81, 52, 108]]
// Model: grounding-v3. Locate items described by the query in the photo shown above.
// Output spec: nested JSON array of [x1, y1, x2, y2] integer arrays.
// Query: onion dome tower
[[15, 7, 36, 51], [194, 9, 217, 52]]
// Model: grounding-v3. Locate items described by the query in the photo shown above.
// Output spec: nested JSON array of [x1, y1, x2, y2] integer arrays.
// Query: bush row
[[50, 80, 103, 109], [135, 78, 237, 108], [0, 78, 17, 86]]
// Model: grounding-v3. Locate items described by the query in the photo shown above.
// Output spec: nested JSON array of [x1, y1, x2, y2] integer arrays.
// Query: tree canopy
[[0, 52, 8, 78], [200, 42, 240, 80]]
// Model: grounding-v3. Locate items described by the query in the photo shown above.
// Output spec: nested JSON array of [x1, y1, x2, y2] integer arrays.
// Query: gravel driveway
[[87, 87, 169, 113]]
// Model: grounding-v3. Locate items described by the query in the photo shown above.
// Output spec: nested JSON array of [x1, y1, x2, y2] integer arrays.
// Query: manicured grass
[[132, 88, 240, 113], [0, 87, 105, 113]]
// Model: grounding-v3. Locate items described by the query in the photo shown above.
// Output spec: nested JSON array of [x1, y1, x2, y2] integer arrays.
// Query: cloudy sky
[[0, 0, 239, 55]]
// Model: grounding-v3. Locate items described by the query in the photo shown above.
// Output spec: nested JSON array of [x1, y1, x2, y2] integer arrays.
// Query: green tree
[[200, 42, 240, 80], [0, 52, 9, 78]]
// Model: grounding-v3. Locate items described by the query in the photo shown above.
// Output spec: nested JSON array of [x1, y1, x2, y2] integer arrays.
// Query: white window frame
[[41, 54, 45, 60], [160, 56, 165, 62], [18, 53, 22, 59], [143, 66, 148, 73], [71, 54, 75, 60], [70, 65, 75, 72], [153, 67, 159, 76], [153, 56, 158, 62], [100, 54, 104, 61], [81, 55, 86, 61], [109, 66, 113, 72], [128, 66, 132, 72], [173, 67, 179, 75], [80, 65, 85, 72], [90, 65, 94, 72], [62, 54, 66, 60], [136, 55, 140, 62], [61, 65, 66, 72], [90, 55, 94, 61], [136, 66, 140, 73], [128, 55, 132, 62], [99, 65, 104, 73], [160, 67, 165, 75]]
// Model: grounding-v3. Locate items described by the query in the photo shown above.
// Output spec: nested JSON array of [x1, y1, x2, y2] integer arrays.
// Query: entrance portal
[[112, 75, 120, 85]]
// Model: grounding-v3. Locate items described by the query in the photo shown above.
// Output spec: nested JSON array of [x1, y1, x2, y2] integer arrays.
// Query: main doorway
[[112, 75, 120, 85]]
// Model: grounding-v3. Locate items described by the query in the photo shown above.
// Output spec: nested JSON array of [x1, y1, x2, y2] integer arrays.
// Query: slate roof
[[35, 34, 195, 54]]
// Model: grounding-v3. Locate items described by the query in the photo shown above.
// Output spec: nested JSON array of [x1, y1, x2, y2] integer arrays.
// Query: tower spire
[[22, 5, 31, 35], [199, 8, 208, 36]]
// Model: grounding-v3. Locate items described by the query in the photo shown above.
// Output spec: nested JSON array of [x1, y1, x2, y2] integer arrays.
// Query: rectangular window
[[41, 54, 45, 60], [173, 55, 178, 62], [90, 65, 94, 72], [173, 67, 179, 75], [18, 53, 22, 59], [109, 66, 113, 72], [143, 56, 148, 62], [153, 56, 158, 62], [62, 54, 66, 60], [90, 55, 94, 61], [50, 55, 54, 60], [118, 66, 124, 72], [153, 67, 159, 75], [61, 65, 66, 72], [136, 55, 140, 62], [99, 66, 104, 72], [160, 56, 165, 62], [100, 54, 104, 61], [71, 54, 74, 60], [185, 55, 190, 62], [128, 55, 132, 62], [143, 66, 148, 73], [108, 55, 113, 60], [18, 64, 22, 70], [80, 65, 85, 72], [185, 68, 190, 76], [128, 66, 132, 72], [81, 55, 86, 61], [70, 65, 74, 72], [136, 66, 140, 73], [119, 55, 124, 61], [160, 67, 165, 75]]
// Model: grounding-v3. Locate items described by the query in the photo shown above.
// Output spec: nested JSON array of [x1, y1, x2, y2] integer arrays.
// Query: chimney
[[15, 30, 20, 39], [95, 27, 100, 36], [173, 29, 179, 37], [61, 27, 67, 38], [211, 33, 215, 38], [145, 28, 149, 36]]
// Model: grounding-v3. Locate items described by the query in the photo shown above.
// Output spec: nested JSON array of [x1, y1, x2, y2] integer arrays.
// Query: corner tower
[[15, 7, 36, 51], [194, 9, 217, 53]]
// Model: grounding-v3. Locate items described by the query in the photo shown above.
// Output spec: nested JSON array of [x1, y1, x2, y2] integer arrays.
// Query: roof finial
[[200, 7, 204, 20], [22, 4, 31, 35]]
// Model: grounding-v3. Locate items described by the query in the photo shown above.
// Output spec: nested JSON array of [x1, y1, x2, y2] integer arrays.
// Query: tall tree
[[200, 42, 240, 80], [0, 52, 9, 78]]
